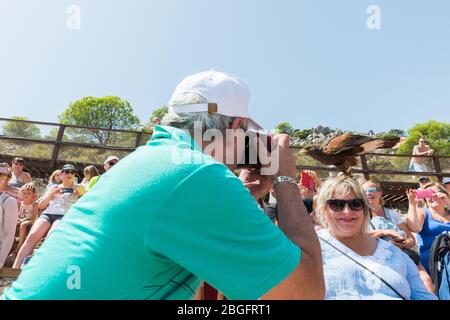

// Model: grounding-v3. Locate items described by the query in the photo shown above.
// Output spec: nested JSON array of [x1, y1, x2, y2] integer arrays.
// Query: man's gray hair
[[161, 93, 248, 133]]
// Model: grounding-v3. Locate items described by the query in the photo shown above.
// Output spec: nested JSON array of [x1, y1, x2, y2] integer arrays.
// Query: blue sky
[[0, 0, 449, 133]]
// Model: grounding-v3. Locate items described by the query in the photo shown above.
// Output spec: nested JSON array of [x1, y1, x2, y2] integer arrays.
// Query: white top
[[19, 203, 34, 220], [369, 208, 406, 238], [317, 228, 437, 300], [42, 187, 78, 216], [383, 208, 404, 225]]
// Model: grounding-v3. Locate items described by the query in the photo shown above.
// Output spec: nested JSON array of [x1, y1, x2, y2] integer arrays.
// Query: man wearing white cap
[[3, 71, 324, 300]]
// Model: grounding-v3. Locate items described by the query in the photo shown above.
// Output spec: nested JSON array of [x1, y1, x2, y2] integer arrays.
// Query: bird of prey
[[299, 133, 401, 175]]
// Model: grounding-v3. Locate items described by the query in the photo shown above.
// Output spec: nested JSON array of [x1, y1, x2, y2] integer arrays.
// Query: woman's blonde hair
[[316, 175, 372, 232], [423, 182, 449, 195], [49, 170, 62, 184]]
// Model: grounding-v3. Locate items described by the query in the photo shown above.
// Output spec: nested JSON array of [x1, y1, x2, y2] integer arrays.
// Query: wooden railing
[[291, 147, 450, 182], [0, 117, 149, 173], [1, 117, 449, 182]]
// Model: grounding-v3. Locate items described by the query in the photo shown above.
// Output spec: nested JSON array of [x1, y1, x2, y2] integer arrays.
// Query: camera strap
[[319, 236, 408, 300]]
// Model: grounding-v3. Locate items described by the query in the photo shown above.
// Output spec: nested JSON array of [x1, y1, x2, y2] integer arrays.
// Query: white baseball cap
[[168, 70, 263, 130], [104, 155, 119, 165]]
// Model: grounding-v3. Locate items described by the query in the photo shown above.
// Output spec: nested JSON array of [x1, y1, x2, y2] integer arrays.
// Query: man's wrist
[[273, 176, 297, 188]]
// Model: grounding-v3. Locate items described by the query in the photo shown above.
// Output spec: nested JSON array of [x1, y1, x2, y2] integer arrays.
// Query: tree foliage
[[397, 120, 450, 156], [376, 129, 406, 139], [150, 105, 168, 122], [59, 96, 141, 145], [1, 116, 41, 138], [275, 122, 294, 135]]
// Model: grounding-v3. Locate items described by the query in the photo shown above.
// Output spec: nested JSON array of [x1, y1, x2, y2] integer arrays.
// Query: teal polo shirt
[[2, 126, 300, 300]]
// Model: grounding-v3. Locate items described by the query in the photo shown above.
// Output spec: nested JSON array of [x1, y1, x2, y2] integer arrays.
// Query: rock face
[[291, 126, 346, 147]]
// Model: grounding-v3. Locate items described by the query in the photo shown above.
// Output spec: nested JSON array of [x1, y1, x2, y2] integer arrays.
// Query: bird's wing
[[359, 137, 401, 153], [323, 133, 374, 154]]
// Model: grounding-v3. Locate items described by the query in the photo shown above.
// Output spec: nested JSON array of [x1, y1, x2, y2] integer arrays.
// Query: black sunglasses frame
[[327, 199, 366, 212], [62, 170, 77, 175]]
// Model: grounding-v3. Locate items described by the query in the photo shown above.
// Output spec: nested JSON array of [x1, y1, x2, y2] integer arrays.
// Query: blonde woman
[[406, 182, 450, 273], [315, 175, 436, 300]]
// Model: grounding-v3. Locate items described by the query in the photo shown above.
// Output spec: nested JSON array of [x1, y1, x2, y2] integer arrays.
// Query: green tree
[[376, 129, 406, 138], [292, 128, 313, 139], [59, 96, 141, 145], [149, 106, 168, 123], [275, 122, 294, 135], [397, 120, 450, 156], [2, 116, 41, 138]]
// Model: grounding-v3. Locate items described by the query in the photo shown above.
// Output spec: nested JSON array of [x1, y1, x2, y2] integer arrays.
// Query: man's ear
[[230, 117, 245, 131]]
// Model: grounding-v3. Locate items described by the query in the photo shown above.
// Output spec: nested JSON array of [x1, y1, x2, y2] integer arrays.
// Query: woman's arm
[[23, 172, 32, 184], [0, 198, 20, 267], [30, 202, 40, 222], [38, 186, 59, 210], [406, 190, 426, 233], [368, 230, 387, 238], [406, 255, 438, 300], [396, 223, 416, 249]]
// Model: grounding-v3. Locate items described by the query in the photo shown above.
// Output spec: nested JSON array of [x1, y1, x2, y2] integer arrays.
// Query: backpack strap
[[428, 231, 450, 297]]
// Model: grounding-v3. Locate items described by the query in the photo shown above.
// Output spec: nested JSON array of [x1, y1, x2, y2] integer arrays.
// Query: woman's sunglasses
[[327, 199, 365, 212], [63, 170, 77, 175], [365, 187, 380, 193]]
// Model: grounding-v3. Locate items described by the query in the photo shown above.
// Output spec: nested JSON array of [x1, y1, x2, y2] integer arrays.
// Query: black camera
[[237, 130, 272, 169], [60, 188, 74, 194]]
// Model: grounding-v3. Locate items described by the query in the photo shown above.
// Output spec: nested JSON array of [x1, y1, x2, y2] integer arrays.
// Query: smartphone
[[382, 235, 405, 242], [60, 188, 74, 194], [237, 130, 272, 169], [415, 188, 434, 200], [301, 171, 315, 191]]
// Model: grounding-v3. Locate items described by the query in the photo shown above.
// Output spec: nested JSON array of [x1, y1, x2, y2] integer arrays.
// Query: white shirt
[[317, 228, 437, 300]]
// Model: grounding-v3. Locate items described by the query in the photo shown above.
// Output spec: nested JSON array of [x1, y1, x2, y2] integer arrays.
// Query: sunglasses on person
[[62, 170, 77, 175], [366, 187, 380, 193], [327, 199, 365, 212]]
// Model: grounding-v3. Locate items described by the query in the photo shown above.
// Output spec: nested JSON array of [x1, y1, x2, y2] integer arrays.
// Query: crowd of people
[[0, 156, 120, 270], [0, 71, 449, 300]]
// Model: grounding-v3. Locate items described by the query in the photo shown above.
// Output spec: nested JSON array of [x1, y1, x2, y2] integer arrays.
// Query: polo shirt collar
[[149, 125, 201, 151]]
